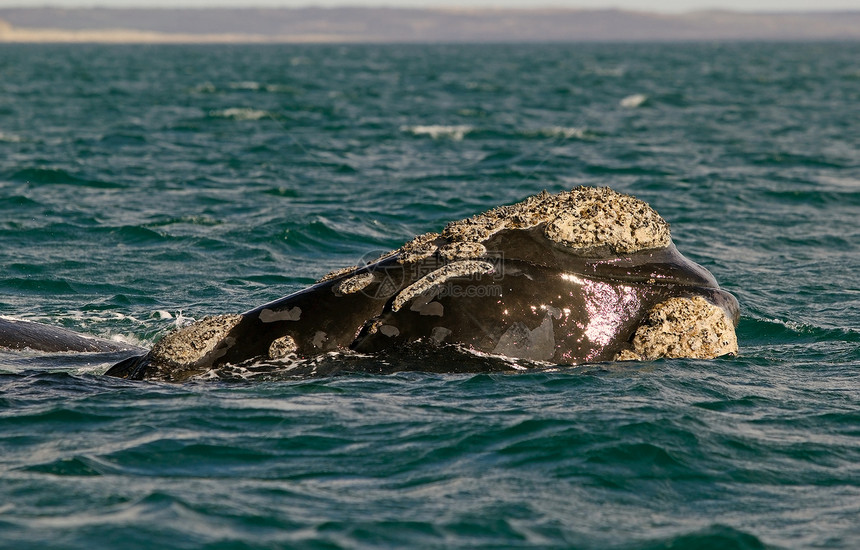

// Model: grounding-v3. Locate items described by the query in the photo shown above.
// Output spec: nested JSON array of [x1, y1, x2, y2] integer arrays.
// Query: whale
[[0, 316, 141, 354], [92, 186, 740, 381]]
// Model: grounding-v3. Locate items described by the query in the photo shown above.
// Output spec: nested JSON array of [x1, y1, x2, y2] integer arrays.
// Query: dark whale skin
[[0, 317, 141, 354], [104, 187, 739, 382]]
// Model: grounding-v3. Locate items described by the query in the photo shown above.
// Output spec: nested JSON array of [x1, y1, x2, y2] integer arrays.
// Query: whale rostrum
[[99, 186, 739, 381]]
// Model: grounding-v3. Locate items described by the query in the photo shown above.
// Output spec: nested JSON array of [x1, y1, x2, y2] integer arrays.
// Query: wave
[[760, 187, 860, 207], [589, 65, 627, 77], [208, 108, 271, 121], [748, 151, 849, 169], [144, 215, 222, 228], [0, 310, 160, 354], [0, 131, 22, 143], [401, 124, 594, 142], [8, 167, 124, 189], [261, 186, 300, 198], [190, 82, 217, 94], [229, 81, 263, 91], [0, 278, 76, 296], [738, 315, 860, 346], [231, 81, 301, 94], [191, 81, 302, 95], [0, 194, 41, 212], [628, 525, 766, 550], [521, 126, 591, 139], [401, 124, 473, 140]]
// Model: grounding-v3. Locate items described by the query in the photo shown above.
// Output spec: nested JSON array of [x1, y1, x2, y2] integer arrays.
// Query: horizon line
[[2, 5, 860, 15]]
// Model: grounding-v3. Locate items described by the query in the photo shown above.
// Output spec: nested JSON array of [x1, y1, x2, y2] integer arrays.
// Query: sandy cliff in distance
[[1, 8, 860, 43], [0, 27, 340, 44], [0, 18, 344, 43]]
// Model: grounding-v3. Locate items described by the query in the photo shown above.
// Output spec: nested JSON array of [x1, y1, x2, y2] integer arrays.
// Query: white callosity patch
[[391, 260, 495, 312], [431, 326, 452, 343], [616, 296, 738, 361], [440, 186, 670, 254], [397, 232, 442, 264], [312, 331, 328, 348], [380, 325, 400, 337], [544, 191, 669, 253], [150, 314, 243, 367], [334, 272, 375, 295], [268, 335, 297, 359], [409, 294, 444, 317], [259, 307, 302, 323], [438, 241, 487, 261], [317, 265, 360, 284], [317, 250, 397, 284], [365, 318, 402, 338], [320, 188, 668, 290], [493, 315, 556, 362]]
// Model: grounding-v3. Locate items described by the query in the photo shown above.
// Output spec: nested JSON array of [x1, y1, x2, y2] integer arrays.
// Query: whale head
[[106, 186, 739, 381]]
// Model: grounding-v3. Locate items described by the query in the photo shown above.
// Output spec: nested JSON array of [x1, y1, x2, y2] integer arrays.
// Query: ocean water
[[1, 42, 859, 549]]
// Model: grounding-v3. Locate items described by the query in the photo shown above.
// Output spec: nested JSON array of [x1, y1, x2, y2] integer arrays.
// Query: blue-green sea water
[[1, 43, 859, 549]]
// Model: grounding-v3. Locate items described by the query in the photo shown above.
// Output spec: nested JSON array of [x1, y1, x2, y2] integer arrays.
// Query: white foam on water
[[620, 93, 648, 108], [229, 81, 262, 91], [1, 311, 151, 357], [527, 126, 589, 139], [61, 311, 159, 347], [765, 316, 825, 335], [64, 310, 156, 327], [264, 84, 300, 94], [108, 333, 148, 348], [209, 108, 270, 121], [591, 65, 626, 77], [459, 346, 554, 371], [194, 354, 313, 381], [402, 125, 473, 141], [190, 82, 216, 94], [0, 314, 26, 322]]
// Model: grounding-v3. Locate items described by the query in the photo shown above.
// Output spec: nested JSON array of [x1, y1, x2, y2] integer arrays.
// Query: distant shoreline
[[0, 26, 352, 45], [2, 7, 860, 43]]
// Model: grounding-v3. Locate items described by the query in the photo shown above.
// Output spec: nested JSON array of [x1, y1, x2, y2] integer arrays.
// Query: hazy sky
[[0, 0, 855, 12]]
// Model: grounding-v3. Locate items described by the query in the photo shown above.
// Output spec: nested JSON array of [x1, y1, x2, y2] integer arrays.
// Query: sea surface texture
[[1, 43, 858, 549]]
